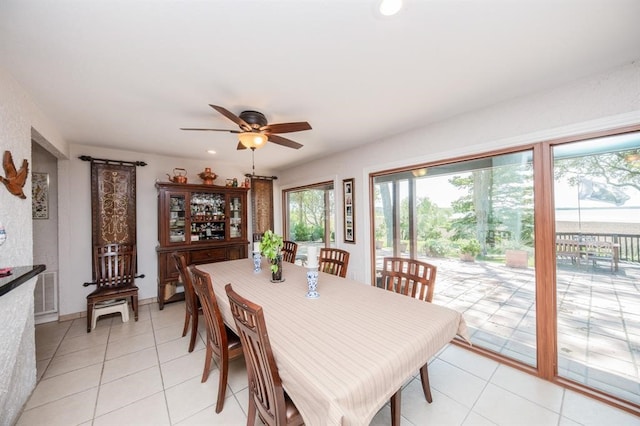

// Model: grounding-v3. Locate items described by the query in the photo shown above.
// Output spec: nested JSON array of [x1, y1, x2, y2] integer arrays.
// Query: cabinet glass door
[[229, 195, 243, 239], [190, 192, 225, 242], [169, 194, 186, 243]]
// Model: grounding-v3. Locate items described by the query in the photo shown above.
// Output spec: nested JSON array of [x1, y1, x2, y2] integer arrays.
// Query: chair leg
[[182, 308, 190, 338], [215, 353, 229, 413], [246, 398, 257, 426], [419, 363, 433, 403], [132, 295, 139, 321], [390, 389, 401, 426], [86, 302, 93, 333], [188, 311, 198, 353], [201, 341, 213, 383]]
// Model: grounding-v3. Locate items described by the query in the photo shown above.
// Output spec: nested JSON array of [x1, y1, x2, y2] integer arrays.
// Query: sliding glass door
[[372, 151, 537, 366], [370, 128, 640, 410], [553, 133, 640, 404]]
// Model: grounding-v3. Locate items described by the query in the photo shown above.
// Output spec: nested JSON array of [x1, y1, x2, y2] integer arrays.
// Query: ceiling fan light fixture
[[238, 132, 268, 149], [412, 168, 428, 177]]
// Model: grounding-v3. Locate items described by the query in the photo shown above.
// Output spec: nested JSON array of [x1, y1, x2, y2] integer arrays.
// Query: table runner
[[197, 258, 468, 425]]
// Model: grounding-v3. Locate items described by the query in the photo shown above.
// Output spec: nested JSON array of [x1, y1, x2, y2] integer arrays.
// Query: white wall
[[57, 143, 254, 316], [32, 143, 58, 272], [0, 67, 67, 269], [0, 65, 67, 426], [277, 60, 640, 284]]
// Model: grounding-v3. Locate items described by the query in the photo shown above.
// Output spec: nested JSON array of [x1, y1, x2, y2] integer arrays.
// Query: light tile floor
[[19, 301, 640, 426]]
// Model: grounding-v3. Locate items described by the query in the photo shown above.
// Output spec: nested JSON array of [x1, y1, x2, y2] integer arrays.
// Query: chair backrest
[[189, 266, 228, 354], [556, 239, 581, 256], [318, 248, 350, 278], [93, 243, 136, 289], [380, 257, 437, 303], [281, 240, 298, 264], [172, 252, 197, 313], [225, 284, 287, 425]]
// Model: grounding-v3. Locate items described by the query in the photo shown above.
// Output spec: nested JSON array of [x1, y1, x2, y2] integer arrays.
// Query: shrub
[[459, 238, 481, 256], [425, 239, 449, 257]]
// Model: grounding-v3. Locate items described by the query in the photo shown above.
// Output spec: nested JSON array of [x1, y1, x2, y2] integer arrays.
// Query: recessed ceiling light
[[379, 0, 403, 16], [207, 150, 216, 155]]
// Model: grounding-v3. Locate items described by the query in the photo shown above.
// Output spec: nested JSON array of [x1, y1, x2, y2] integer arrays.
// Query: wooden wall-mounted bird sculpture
[[0, 150, 29, 199]]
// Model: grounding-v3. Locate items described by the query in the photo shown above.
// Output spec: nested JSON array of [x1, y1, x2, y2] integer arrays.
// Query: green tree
[[554, 148, 640, 192], [289, 189, 326, 241], [416, 197, 448, 241], [449, 161, 534, 254]]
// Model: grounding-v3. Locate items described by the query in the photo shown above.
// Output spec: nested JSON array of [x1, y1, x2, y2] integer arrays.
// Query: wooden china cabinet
[[156, 182, 249, 309]]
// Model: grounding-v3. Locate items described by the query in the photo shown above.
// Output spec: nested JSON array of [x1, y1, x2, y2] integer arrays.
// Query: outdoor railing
[[556, 232, 640, 263]]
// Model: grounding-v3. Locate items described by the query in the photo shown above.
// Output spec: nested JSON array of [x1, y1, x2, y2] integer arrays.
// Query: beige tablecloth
[[196, 258, 468, 426]]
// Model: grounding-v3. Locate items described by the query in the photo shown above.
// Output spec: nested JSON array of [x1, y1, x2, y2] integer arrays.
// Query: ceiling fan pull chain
[[251, 147, 256, 176]]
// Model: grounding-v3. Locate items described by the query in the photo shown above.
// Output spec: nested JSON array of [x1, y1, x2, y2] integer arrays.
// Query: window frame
[[282, 180, 334, 246]]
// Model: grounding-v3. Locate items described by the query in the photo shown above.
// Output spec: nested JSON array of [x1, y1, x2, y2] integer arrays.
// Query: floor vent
[[34, 271, 57, 317]]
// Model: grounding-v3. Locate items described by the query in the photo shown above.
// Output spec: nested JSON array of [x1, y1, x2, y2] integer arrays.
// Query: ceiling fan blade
[[260, 121, 312, 134], [180, 128, 240, 133], [268, 134, 303, 149], [209, 104, 251, 131], [236, 141, 247, 150]]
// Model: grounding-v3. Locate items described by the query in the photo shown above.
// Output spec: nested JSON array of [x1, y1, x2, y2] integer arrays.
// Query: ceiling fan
[[181, 104, 311, 150]]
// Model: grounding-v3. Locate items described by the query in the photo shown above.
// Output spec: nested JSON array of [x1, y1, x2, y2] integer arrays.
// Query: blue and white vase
[[306, 266, 319, 298], [253, 251, 261, 273]]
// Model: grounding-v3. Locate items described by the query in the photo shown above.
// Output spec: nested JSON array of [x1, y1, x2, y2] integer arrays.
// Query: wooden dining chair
[[225, 284, 304, 426], [86, 243, 139, 333], [380, 256, 437, 403], [225, 283, 402, 426], [318, 247, 350, 278], [380, 257, 437, 303], [189, 266, 244, 413], [171, 252, 200, 352], [281, 240, 298, 264]]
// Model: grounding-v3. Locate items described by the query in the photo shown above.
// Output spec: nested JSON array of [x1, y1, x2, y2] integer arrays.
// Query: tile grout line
[[149, 305, 174, 425], [90, 318, 114, 425]]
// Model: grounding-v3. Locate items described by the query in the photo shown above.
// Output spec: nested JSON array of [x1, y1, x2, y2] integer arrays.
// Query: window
[[283, 182, 334, 263], [373, 151, 537, 366]]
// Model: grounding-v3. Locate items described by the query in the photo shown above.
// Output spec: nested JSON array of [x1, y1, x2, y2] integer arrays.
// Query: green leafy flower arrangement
[[261, 230, 284, 273]]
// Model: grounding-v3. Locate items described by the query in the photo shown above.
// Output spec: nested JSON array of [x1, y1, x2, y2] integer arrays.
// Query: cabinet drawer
[[190, 248, 227, 263], [228, 245, 245, 260], [161, 253, 180, 281]]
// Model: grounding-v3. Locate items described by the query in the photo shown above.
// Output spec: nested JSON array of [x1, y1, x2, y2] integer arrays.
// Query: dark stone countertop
[[0, 265, 46, 298]]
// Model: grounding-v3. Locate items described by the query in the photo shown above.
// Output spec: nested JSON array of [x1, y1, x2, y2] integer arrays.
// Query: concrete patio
[[407, 254, 640, 405]]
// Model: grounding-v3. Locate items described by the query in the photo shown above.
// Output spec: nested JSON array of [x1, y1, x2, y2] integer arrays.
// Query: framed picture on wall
[[32, 172, 49, 219], [343, 178, 355, 243]]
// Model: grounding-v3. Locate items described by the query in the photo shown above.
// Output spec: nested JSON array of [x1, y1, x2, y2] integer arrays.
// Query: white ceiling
[[1, 0, 639, 172]]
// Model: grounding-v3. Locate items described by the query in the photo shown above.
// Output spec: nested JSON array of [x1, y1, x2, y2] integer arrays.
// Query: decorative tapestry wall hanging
[[250, 177, 274, 238], [81, 155, 146, 248]]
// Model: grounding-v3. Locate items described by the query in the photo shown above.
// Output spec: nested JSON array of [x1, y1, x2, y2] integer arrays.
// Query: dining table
[[196, 257, 469, 426]]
